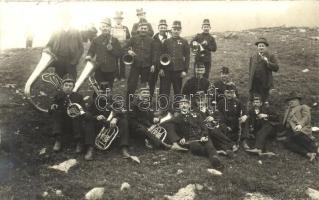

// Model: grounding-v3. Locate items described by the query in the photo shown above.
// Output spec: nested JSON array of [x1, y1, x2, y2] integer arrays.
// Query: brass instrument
[[147, 112, 173, 144], [66, 95, 86, 118], [73, 60, 95, 92], [159, 54, 171, 66], [24, 48, 57, 112], [191, 41, 205, 56], [203, 116, 219, 130], [122, 53, 134, 65], [95, 111, 119, 150]]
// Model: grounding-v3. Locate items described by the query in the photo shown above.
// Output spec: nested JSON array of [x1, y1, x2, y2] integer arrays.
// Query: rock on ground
[[164, 184, 196, 200]]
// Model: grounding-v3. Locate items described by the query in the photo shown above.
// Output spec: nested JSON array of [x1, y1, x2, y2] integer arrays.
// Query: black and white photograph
[[0, 0, 318, 199]]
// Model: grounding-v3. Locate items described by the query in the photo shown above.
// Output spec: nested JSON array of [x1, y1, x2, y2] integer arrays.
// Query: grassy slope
[[0, 27, 319, 200]]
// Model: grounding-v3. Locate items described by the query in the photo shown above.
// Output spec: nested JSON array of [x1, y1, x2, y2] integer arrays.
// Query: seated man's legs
[[254, 122, 276, 151]]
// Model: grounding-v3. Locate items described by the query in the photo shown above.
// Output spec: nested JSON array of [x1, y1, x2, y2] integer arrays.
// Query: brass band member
[[113, 11, 131, 81], [86, 17, 122, 88], [46, 11, 84, 79], [124, 22, 154, 102], [249, 37, 279, 103], [243, 95, 279, 155], [214, 66, 238, 103], [131, 8, 154, 37], [50, 74, 92, 159], [149, 19, 169, 99], [190, 19, 217, 79], [161, 21, 190, 99], [85, 82, 130, 160]]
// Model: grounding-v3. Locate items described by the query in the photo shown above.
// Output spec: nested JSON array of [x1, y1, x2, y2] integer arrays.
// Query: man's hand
[[200, 136, 208, 143], [50, 104, 58, 110], [150, 65, 155, 73], [96, 115, 106, 121], [258, 113, 268, 119], [85, 55, 92, 61], [179, 138, 186, 145], [107, 44, 113, 51], [128, 50, 136, 56], [159, 69, 165, 77], [153, 117, 160, 123], [239, 115, 248, 123], [227, 126, 232, 132], [110, 118, 118, 128], [201, 40, 208, 46], [180, 71, 187, 78], [206, 116, 214, 122], [294, 125, 302, 132]]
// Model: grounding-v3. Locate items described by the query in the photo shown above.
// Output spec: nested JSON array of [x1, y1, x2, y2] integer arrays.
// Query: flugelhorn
[[95, 111, 119, 150], [73, 60, 95, 92], [159, 54, 171, 66], [147, 112, 172, 144], [191, 41, 205, 56], [24, 48, 57, 112]]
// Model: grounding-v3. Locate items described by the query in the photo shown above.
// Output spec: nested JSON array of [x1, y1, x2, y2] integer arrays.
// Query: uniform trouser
[[149, 67, 160, 98], [126, 66, 150, 105], [130, 122, 163, 148], [252, 122, 275, 150], [94, 117, 130, 148], [115, 57, 126, 79], [50, 59, 77, 79], [188, 138, 218, 165], [51, 110, 91, 145], [250, 79, 270, 102], [94, 68, 115, 89], [208, 128, 234, 151], [26, 40, 33, 48], [203, 61, 211, 79], [160, 70, 183, 96], [282, 129, 317, 157]]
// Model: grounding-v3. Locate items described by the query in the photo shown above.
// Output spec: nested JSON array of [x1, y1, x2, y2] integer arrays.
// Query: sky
[[0, 1, 318, 50]]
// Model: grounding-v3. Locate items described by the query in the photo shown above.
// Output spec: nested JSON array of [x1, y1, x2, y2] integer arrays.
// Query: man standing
[[125, 23, 154, 102], [149, 19, 169, 99], [190, 19, 217, 79], [113, 11, 131, 81], [131, 8, 154, 37], [86, 17, 122, 88], [281, 91, 318, 161], [161, 21, 190, 99], [46, 11, 84, 79], [248, 37, 279, 103]]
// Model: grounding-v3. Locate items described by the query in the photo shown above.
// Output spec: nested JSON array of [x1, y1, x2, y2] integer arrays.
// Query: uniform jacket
[[152, 32, 168, 69], [246, 105, 279, 131], [182, 77, 210, 96], [213, 80, 239, 102], [124, 34, 154, 68], [162, 36, 190, 72], [169, 112, 208, 140], [131, 20, 154, 37], [87, 34, 122, 73], [46, 29, 84, 65], [217, 98, 244, 132], [128, 100, 155, 127], [191, 32, 217, 62], [49, 91, 84, 114], [248, 52, 279, 91], [282, 104, 312, 136]]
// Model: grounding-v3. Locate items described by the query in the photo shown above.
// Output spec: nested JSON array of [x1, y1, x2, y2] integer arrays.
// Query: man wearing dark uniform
[[214, 66, 238, 103], [86, 17, 122, 88], [190, 19, 217, 79], [243, 95, 279, 155], [113, 11, 131, 81], [161, 21, 190, 99], [50, 74, 92, 160], [149, 19, 169, 99], [85, 82, 130, 160], [131, 8, 154, 37], [124, 23, 154, 103], [249, 37, 279, 103]]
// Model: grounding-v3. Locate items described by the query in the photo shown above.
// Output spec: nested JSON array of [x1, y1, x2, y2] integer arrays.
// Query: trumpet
[[159, 54, 171, 66], [95, 111, 119, 150]]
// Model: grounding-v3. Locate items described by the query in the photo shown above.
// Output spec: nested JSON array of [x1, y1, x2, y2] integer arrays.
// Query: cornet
[[159, 54, 171, 66]]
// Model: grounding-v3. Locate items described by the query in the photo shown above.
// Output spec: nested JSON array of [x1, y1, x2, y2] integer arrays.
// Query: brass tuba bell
[[95, 111, 119, 150]]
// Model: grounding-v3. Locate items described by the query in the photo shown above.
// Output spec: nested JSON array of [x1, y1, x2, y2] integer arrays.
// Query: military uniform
[[131, 20, 154, 37], [124, 32, 154, 98], [182, 77, 210, 97], [46, 28, 84, 79], [161, 21, 190, 97], [87, 33, 122, 88], [190, 19, 217, 79]]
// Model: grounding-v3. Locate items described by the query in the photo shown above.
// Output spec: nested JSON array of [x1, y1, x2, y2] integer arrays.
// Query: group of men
[[43, 8, 318, 166]]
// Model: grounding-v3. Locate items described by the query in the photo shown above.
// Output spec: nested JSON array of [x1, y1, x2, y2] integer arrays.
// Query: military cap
[[202, 19, 210, 26], [62, 73, 75, 84], [159, 19, 167, 26], [220, 66, 230, 74], [172, 21, 182, 29]]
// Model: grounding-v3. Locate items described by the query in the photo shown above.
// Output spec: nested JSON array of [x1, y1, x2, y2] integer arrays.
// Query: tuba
[[24, 48, 57, 112], [147, 112, 172, 144], [159, 54, 171, 66], [73, 60, 95, 92], [95, 111, 119, 150]]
